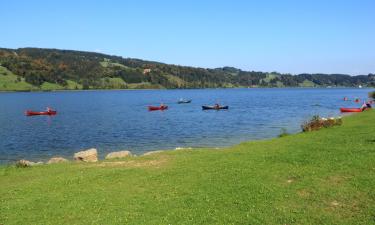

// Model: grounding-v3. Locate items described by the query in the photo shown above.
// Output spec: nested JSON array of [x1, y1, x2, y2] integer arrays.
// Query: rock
[[105, 150, 132, 159], [143, 150, 164, 156], [48, 157, 68, 164], [16, 159, 43, 167], [73, 148, 98, 162]]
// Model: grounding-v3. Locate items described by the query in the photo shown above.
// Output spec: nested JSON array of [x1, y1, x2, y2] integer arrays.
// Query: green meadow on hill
[[1, 47, 374, 91], [0, 110, 374, 224]]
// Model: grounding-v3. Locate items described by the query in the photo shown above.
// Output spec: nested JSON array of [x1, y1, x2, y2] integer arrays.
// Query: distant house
[[143, 69, 151, 74]]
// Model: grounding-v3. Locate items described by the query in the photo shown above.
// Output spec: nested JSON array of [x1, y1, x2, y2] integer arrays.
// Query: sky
[[1, 0, 374, 75]]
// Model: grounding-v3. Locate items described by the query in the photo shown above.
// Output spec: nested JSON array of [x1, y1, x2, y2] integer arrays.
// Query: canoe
[[340, 108, 363, 113], [148, 105, 168, 111], [202, 105, 229, 110], [25, 110, 57, 116], [177, 100, 192, 104]]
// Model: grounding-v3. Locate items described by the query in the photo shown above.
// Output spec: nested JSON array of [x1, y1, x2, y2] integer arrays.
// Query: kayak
[[148, 105, 168, 111], [340, 108, 363, 113], [177, 100, 192, 104], [25, 110, 57, 116], [202, 105, 229, 110]]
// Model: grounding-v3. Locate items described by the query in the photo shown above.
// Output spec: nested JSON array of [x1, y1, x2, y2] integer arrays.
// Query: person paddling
[[360, 102, 368, 111]]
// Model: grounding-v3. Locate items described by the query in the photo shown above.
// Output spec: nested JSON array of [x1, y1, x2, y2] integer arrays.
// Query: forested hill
[[0, 47, 374, 91]]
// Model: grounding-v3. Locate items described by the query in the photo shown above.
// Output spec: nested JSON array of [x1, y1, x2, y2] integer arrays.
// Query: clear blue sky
[[1, 0, 374, 75]]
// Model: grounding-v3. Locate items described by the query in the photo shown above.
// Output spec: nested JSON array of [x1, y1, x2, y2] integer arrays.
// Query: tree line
[[0, 47, 374, 90]]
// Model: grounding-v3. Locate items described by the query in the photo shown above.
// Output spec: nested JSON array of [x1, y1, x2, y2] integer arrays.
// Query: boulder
[[73, 148, 98, 162], [16, 159, 43, 167], [48, 157, 68, 164], [105, 150, 132, 160]]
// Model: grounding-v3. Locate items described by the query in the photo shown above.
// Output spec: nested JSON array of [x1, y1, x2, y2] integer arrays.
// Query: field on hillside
[[0, 66, 36, 91], [0, 111, 374, 224]]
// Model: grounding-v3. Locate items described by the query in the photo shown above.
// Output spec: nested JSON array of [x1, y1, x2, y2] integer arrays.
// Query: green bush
[[369, 91, 375, 99]]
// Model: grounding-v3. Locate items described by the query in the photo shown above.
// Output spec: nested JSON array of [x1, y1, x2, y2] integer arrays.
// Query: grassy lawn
[[0, 66, 85, 91], [299, 79, 316, 87], [40, 82, 66, 90], [100, 77, 127, 89], [0, 66, 37, 91], [0, 111, 374, 224]]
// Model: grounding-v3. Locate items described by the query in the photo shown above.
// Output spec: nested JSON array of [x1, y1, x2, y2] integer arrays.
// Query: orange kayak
[[340, 108, 363, 113], [148, 105, 168, 111], [25, 110, 57, 116]]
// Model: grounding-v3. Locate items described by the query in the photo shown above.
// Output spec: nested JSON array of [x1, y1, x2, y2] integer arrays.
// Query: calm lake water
[[0, 88, 372, 164]]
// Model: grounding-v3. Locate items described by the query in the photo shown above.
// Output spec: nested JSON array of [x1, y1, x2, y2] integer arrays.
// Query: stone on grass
[[73, 148, 98, 162], [105, 150, 132, 159], [16, 159, 43, 167], [48, 157, 68, 164]]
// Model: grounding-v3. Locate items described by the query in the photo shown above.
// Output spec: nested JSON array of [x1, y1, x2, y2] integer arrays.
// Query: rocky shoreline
[[14, 147, 193, 167]]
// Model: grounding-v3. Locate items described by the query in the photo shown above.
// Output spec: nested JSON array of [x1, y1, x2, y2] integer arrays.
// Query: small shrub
[[302, 115, 342, 132], [369, 91, 375, 99]]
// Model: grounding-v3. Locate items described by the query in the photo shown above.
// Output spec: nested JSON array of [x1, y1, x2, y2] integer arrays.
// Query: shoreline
[[0, 114, 345, 166], [1, 110, 374, 224], [0, 86, 371, 93], [1, 89, 372, 165]]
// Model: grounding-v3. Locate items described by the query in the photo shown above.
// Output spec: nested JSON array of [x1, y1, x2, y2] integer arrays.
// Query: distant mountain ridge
[[0, 47, 374, 91]]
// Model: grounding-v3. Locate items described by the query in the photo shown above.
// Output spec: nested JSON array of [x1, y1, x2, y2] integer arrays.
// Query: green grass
[[100, 77, 127, 89], [0, 66, 37, 91], [1, 111, 374, 224], [40, 80, 84, 91], [299, 79, 316, 87], [40, 82, 66, 90], [0, 66, 85, 91], [100, 60, 129, 69], [164, 74, 186, 87], [66, 80, 83, 90]]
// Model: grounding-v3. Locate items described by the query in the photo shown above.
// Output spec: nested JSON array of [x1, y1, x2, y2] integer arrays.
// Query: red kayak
[[25, 110, 57, 116], [148, 105, 168, 111], [340, 108, 363, 113]]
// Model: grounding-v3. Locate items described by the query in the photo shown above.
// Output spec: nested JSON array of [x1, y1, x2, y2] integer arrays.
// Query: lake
[[0, 88, 371, 164]]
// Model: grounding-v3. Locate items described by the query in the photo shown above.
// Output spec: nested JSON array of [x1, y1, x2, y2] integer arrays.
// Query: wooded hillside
[[0, 48, 374, 91]]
